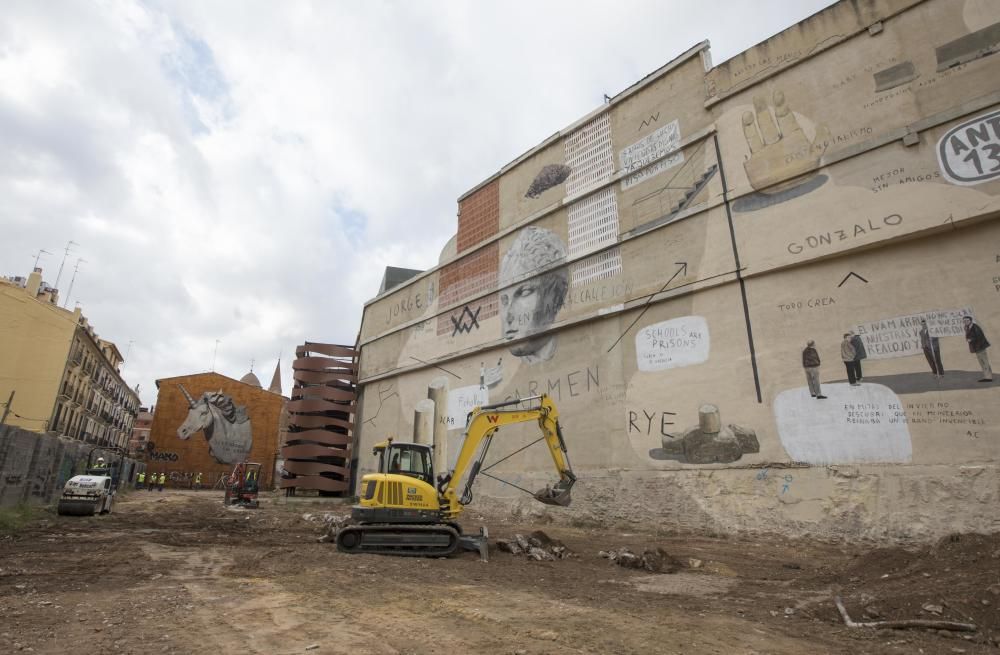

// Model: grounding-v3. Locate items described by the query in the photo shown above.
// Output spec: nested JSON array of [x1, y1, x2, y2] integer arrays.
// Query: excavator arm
[[440, 394, 576, 519]]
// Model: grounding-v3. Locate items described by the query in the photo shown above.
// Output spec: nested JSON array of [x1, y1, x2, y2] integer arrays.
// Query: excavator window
[[384, 444, 433, 484]]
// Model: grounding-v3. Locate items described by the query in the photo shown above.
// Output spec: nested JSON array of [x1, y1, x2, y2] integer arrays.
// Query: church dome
[[240, 371, 262, 388]]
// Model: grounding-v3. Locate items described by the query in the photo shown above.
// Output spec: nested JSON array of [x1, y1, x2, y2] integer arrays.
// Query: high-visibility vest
[[195, 474, 202, 483], [158, 474, 165, 484], [138, 473, 145, 483]]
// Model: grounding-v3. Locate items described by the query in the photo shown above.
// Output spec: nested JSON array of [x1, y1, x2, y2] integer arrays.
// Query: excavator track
[[335, 524, 461, 557]]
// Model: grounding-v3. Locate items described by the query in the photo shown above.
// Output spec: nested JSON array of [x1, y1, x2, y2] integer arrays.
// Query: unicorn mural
[[176, 384, 253, 464]]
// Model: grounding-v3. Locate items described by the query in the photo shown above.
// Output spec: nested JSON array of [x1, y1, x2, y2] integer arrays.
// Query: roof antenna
[[63, 258, 88, 308], [32, 249, 52, 269], [53, 240, 79, 290]]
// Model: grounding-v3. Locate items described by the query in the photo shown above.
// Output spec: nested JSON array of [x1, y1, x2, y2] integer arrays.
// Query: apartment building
[[0, 267, 139, 449]]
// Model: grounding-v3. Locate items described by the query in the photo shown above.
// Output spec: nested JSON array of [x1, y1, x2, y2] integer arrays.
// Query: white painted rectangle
[[636, 316, 709, 372], [445, 385, 489, 430], [774, 384, 911, 465]]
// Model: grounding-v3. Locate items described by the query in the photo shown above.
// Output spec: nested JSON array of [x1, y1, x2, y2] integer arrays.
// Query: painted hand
[[741, 90, 830, 192]]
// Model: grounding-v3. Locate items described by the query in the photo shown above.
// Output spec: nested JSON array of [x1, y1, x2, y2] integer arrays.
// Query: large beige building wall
[[0, 280, 76, 431], [355, 0, 1000, 543]]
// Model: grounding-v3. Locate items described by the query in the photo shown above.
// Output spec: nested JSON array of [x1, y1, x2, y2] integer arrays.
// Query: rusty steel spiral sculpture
[[279, 342, 357, 495]]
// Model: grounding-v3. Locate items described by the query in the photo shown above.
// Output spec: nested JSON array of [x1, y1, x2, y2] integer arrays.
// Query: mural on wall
[[362, 382, 399, 428], [823, 309, 998, 393], [525, 164, 573, 199], [628, 138, 718, 233], [774, 383, 912, 465], [499, 227, 569, 364], [936, 14, 1000, 70], [781, 306, 994, 463], [936, 109, 1000, 186], [445, 384, 489, 429], [176, 385, 252, 464], [635, 316, 710, 372], [649, 404, 760, 464], [872, 60, 919, 93], [619, 118, 684, 190], [734, 90, 830, 212], [963, 315, 994, 381], [479, 358, 503, 389]]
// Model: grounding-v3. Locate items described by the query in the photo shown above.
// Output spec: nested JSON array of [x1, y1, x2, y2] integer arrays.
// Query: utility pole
[[0, 390, 14, 426], [32, 249, 52, 269], [63, 258, 88, 308], [53, 240, 79, 291]]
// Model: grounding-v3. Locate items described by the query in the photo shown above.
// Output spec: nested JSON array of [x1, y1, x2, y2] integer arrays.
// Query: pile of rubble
[[496, 531, 572, 561], [599, 547, 682, 574], [305, 513, 353, 543]]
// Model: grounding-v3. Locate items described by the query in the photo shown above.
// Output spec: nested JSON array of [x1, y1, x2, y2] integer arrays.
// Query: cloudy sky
[[2, 0, 835, 406]]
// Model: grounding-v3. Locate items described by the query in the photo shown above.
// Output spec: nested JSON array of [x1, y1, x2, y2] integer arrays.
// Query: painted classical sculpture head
[[498, 226, 569, 363]]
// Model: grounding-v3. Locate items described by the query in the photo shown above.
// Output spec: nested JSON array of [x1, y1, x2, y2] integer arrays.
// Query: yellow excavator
[[336, 394, 576, 557]]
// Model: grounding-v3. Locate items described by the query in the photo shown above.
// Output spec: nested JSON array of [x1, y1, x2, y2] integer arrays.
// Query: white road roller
[[57, 467, 116, 516]]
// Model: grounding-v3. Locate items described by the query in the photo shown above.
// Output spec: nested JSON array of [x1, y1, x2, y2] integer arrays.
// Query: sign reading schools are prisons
[[636, 316, 710, 372]]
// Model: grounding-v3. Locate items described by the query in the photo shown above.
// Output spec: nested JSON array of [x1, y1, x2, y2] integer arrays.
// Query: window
[[386, 444, 433, 484]]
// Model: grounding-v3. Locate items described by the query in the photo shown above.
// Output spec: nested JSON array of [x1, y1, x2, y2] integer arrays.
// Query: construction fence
[[0, 424, 146, 508]]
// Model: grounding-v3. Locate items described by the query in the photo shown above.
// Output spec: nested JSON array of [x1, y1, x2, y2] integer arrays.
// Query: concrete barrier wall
[[0, 425, 146, 508]]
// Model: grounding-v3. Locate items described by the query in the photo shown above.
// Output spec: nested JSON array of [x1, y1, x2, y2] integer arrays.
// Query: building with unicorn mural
[[146, 367, 286, 488]]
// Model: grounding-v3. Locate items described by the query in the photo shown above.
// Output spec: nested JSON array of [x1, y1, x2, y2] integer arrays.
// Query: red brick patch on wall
[[457, 180, 499, 253], [437, 243, 498, 336]]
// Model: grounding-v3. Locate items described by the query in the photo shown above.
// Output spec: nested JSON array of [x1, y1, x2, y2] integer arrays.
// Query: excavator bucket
[[533, 478, 574, 507]]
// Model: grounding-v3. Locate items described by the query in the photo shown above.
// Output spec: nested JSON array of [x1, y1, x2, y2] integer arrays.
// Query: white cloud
[[0, 0, 836, 404]]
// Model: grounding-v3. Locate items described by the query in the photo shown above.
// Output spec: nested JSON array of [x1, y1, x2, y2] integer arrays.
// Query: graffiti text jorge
[[385, 292, 427, 325]]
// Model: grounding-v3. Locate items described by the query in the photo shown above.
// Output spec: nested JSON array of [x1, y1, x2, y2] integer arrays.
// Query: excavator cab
[[375, 440, 434, 485]]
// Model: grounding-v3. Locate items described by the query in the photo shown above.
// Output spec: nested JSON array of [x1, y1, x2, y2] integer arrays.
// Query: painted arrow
[[607, 262, 688, 353], [837, 272, 869, 288]]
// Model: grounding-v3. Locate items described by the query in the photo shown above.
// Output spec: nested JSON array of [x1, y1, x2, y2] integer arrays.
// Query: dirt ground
[[0, 490, 998, 655]]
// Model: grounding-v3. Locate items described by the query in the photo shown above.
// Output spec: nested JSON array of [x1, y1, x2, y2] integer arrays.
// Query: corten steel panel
[[280, 341, 357, 496], [299, 343, 357, 359], [286, 398, 355, 415], [293, 357, 357, 372], [281, 429, 352, 446], [291, 386, 356, 402], [292, 370, 357, 385], [282, 460, 350, 477], [279, 476, 350, 493], [288, 415, 354, 431]]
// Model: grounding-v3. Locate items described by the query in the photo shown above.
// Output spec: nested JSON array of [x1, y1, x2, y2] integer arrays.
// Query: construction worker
[[157, 472, 165, 491], [137, 471, 145, 489], [194, 472, 203, 491], [147, 472, 155, 491]]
